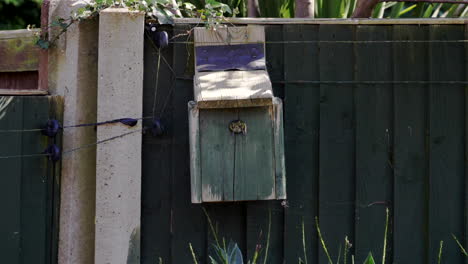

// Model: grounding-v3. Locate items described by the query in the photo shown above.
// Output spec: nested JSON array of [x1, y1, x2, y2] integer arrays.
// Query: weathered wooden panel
[[199, 108, 236, 201], [0, 71, 39, 91], [354, 25, 393, 263], [0, 30, 40, 72], [142, 22, 468, 264], [194, 70, 273, 108], [171, 24, 207, 264], [0, 96, 61, 264], [283, 24, 320, 264], [245, 25, 285, 264], [234, 107, 275, 201], [318, 24, 355, 263], [393, 24, 428, 264], [194, 25, 264, 47], [141, 32, 174, 264], [428, 24, 466, 264]]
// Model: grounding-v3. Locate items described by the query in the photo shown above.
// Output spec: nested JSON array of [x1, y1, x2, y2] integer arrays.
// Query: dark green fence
[[142, 21, 468, 264], [0, 96, 61, 264]]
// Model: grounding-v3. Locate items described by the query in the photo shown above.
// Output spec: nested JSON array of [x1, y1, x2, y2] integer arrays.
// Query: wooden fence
[[141, 20, 468, 264]]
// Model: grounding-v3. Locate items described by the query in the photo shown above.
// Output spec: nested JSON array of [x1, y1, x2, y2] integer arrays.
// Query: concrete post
[[96, 8, 144, 264], [47, 1, 98, 264]]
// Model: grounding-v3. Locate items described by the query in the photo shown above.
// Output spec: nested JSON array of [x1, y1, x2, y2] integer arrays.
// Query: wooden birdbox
[[188, 26, 286, 203]]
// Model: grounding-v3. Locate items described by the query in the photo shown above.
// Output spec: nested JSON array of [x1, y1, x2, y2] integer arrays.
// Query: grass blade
[[382, 208, 389, 264], [263, 209, 271, 264], [438, 241, 444, 264], [189, 243, 199, 264], [315, 216, 333, 264], [452, 233, 468, 256], [302, 220, 308, 264]]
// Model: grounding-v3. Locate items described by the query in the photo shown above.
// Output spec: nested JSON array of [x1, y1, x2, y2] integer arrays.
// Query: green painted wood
[[204, 203, 246, 261], [0, 96, 23, 264], [273, 98, 286, 200], [20, 96, 50, 264], [200, 109, 236, 201], [188, 102, 202, 203], [234, 107, 275, 201], [47, 96, 63, 264], [283, 24, 320, 264], [171, 24, 207, 264], [392, 24, 428, 264], [246, 202, 284, 264], [354, 25, 393, 263], [141, 32, 174, 263], [245, 25, 285, 264], [318, 24, 355, 263], [428, 25, 466, 264], [465, 23, 468, 264], [0, 96, 60, 264]]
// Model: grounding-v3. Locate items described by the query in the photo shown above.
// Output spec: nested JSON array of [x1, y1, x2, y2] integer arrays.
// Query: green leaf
[[151, 6, 174, 24], [363, 252, 375, 264], [36, 38, 50, 49]]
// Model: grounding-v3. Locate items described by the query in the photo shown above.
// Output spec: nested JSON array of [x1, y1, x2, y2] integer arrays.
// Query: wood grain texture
[[0, 96, 23, 264], [0, 29, 40, 72], [0, 96, 58, 264], [194, 25, 265, 46], [465, 23, 468, 264], [171, 24, 207, 264], [273, 97, 286, 199], [354, 25, 393, 263], [234, 107, 275, 201], [0, 71, 38, 91], [199, 108, 236, 201], [188, 102, 202, 203], [194, 70, 273, 107], [244, 25, 285, 264], [318, 24, 355, 263], [283, 24, 320, 264], [428, 24, 465, 264], [141, 32, 174, 264], [392, 24, 428, 264]]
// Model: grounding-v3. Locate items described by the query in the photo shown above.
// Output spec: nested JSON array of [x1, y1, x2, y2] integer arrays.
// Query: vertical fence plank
[[171, 24, 207, 264], [318, 24, 355, 263], [47, 96, 63, 264], [141, 28, 174, 264], [354, 25, 393, 263], [0, 96, 23, 264], [428, 25, 466, 264], [245, 25, 285, 264], [20, 97, 50, 264], [283, 24, 320, 264], [204, 203, 246, 261], [465, 23, 468, 264], [392, 25, 429, 264]]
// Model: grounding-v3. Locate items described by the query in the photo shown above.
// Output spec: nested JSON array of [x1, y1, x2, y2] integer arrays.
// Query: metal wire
[[171, 39, 468, 45], [0, 128, 147, 159], [62, 128, 146, 156], [0, 153, 50, 159]]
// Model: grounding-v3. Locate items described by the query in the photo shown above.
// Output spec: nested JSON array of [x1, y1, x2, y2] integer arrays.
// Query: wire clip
[[152, 118, 165, 137], [44, 144, 61, 162], [42, 119, 60, 138]]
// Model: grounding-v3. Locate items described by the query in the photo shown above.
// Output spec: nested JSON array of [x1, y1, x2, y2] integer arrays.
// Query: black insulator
[[156, 31, 169, 48], [44, 144, 61, 162], [117, 118, 138, 127], [145, 23, 169, 49], [152, 118, 165, 137], [42, 119, 61, 137]]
